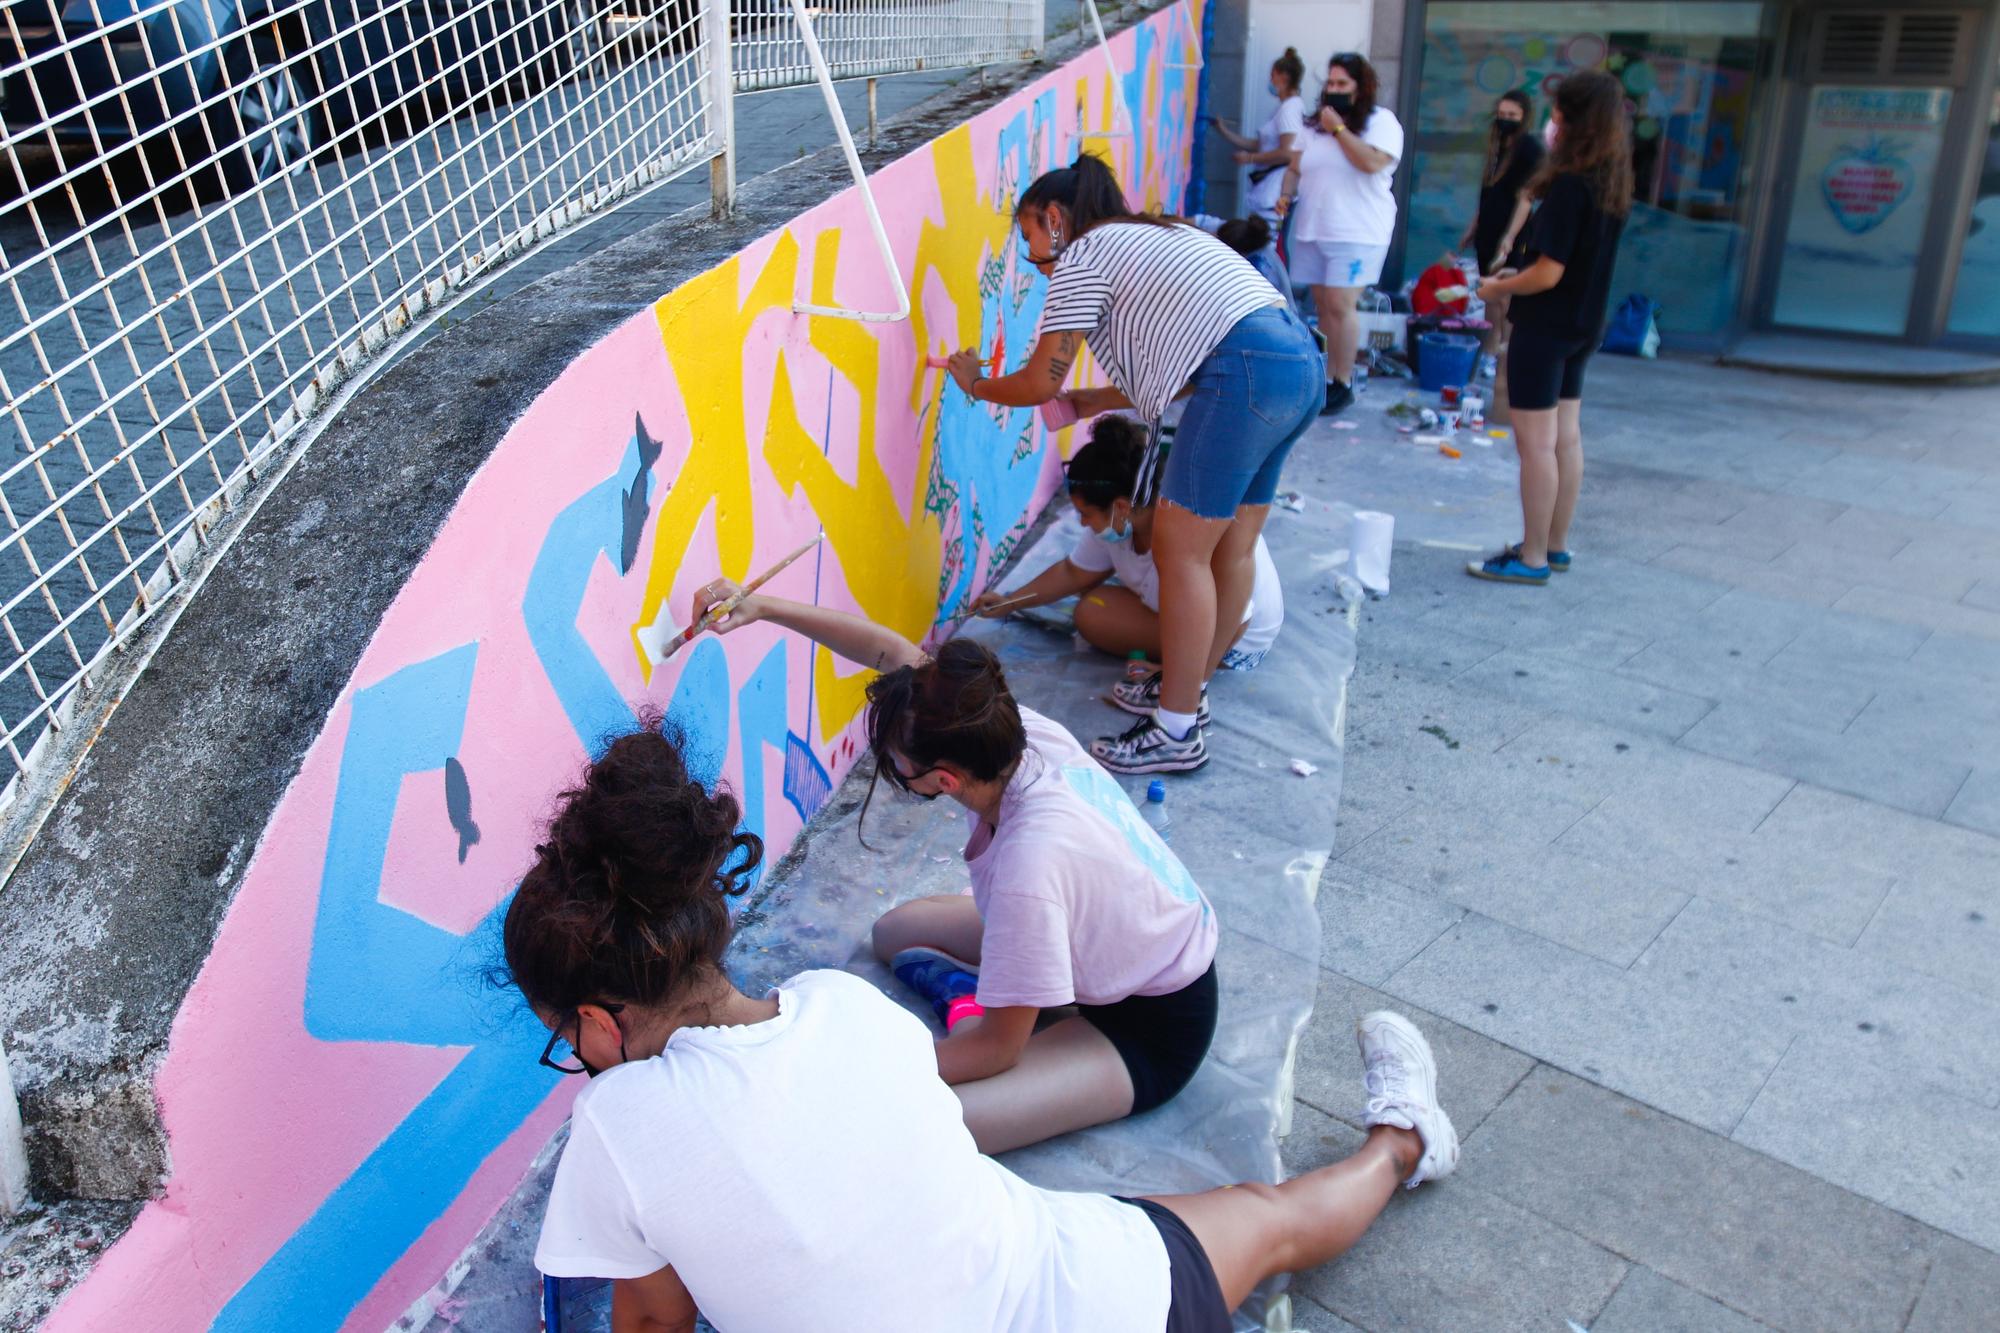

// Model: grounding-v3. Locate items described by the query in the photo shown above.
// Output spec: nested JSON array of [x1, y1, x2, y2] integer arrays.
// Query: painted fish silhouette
[[620, 412, 664, 574], [444, 756, 480, 864]]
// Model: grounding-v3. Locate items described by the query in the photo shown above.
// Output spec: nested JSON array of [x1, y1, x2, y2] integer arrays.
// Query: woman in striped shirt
[[944, 155, 1323, 775]]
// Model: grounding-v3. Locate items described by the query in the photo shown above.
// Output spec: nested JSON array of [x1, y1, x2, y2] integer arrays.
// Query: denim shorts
[[1160, 305, 1324, 520]]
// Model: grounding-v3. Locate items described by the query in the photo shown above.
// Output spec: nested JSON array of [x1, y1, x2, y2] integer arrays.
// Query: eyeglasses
[[1330, 52, 1361, 65], [882, 756, 942, 796], [539, 1003, 626, 1076]]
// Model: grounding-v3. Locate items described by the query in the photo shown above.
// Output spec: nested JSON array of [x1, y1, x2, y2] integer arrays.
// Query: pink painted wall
[[43, 6, 1205, 1328]]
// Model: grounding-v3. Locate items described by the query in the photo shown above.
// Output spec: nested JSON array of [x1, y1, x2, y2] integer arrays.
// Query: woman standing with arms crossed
[[1467, 69, 1632, 585], [1207, 47, 1308, 225], [1276, 53, 1404, 415], [945, 154, 1321, 775]]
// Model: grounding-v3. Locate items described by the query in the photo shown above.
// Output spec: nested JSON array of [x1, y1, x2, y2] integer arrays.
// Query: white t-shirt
[[966, 709, 1218, 1008], [536, 969, 1171, 1331], [1291, 107, 1405, 246], [1037, 223, 1281, 422], [1069, 530, 1285, 655], [1247, 94, 1308, 218]]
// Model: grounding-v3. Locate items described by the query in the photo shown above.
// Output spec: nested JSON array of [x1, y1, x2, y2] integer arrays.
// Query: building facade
[[1205, 1, 2000, 355]]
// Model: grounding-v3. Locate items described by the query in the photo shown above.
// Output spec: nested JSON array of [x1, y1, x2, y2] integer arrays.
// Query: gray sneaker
[[1110, 671, 1211, 729], [1355, 1010, 1460, 1189], [1090, 715, 1208, 774]]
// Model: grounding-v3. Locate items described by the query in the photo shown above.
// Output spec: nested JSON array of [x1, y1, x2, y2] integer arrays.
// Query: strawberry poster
[[1773, 85, 1951, 334]]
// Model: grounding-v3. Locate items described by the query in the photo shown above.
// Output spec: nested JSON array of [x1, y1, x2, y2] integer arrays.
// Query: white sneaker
[[1355, 1010, 1459, 1189]]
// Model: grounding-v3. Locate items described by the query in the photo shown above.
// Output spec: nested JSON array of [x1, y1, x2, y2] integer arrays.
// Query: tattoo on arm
[[1046, 332, 1077, 385]]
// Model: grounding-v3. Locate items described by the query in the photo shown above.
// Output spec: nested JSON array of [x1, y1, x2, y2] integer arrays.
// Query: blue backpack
[[1601, 294, 1661, 357]]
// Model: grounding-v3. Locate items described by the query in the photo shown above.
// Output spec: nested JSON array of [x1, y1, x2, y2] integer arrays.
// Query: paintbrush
[[638, 533, 826, 664], [974, 590, 1039, 618], [926, 352, 1004, 371]]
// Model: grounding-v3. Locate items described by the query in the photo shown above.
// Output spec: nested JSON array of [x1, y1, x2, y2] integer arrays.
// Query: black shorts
[[1506, 323, 1595, 410], [1078, 962, 1219, 1115], [1117, 1198, 1231, 1332]]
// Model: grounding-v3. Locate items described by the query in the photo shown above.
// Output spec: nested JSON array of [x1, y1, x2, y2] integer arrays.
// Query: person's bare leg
[[1314, 284, 1361, 384], [870, 894, 985, 965], [1548, 397, 1584, 553], [1511, 406, 1558, 566], [1204, 505, 1269, 680], [954, 1015, 1137, 1154], [1072, 585, 1161, 660], [1152, 500, 1233, 716], [1147, 1126, 1421, 1310]]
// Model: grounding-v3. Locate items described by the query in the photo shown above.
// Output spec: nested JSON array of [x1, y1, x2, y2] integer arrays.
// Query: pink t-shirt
[[965, 709, 1218, 1009]]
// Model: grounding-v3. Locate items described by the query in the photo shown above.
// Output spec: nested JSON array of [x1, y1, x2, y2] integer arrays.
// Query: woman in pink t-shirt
[[690, 581, 1220, 1153]]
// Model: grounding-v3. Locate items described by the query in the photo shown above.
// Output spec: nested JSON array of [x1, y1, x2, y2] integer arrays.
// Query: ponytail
[[1016, 153, 1180, 238]]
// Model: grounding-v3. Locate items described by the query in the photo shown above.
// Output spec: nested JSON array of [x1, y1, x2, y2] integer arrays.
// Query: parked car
[[2, 0, 613, 191]]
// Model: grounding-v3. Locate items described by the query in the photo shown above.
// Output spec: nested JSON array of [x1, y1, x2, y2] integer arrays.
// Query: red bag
[[1411, 262, 1472, 317]]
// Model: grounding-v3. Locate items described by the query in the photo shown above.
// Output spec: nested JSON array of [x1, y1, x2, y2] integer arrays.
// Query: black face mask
[[1494, 117, 1521, 136], [1322, 90, 1355, 114]]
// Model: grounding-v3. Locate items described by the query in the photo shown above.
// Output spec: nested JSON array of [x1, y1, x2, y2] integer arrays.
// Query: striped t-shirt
[[1035, 222, 1283, 422]]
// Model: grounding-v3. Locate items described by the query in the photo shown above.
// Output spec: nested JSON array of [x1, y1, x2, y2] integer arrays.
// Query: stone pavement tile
[[1712, 492, 1848, 539], [1939, 493, 2000, 530], [1770, 533, 1980, 601], [1834, 583, 2000, 642], [1556, 794, 1895, 948], [1844, 684, 2000, 771], [1456, 650, 1716, 741], [1343, 670, 1546, 754], [1382, 914, 1792, 1133], [1751, 782, 2000, 883], [1654, 517, 1797, 563], [1767, 601, 1932, 663], [1288, 1295, 1365, 1332], [1468, 1069, 1936, 1333], [1909, 628, 2000, 682], [1336, 785, 1600, 897], [1632, 896, 2000, 1107], [1678, 702, 1971, 817], [1436, 843, 1691, 967], [1615, 641, 1876, 733], [1663, 587, 1841, 664], [1317, 862, 1465, 988], [1945, 768, 2000, 839], [1733, 1035, 2000, 1254], [1590, 1268, 1772, 1333], [1819, 503, 1933, 556], [1647, 542, 1854, 608], [1506, 614, 1653, 671], [1283, 1104, 1627, 1333], [1779, 455, 1958, 519], [1349, 610, 1503, 684], [1965, 578, 2000, 613], [1494, 714, 1795, 836], [1413, 584, 1587, 648], [1291, 968, 1534, 1139], [1884, 538, 2000, 600], [1907, 1237, 2000, 1333], [1856, 874, 2000, 1006]]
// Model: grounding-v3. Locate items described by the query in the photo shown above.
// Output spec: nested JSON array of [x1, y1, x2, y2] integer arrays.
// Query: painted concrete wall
[[39, 6, 1204, 1330]]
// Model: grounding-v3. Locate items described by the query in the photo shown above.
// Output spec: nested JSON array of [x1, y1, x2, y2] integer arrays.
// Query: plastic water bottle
[[1352, 360, 1369, 397], [1125, 650, 1153, 681], [1140, 779, 1173, 843]]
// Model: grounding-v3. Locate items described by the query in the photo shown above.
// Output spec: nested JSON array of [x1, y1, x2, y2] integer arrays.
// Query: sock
[[945, 995, 985, 1030], [1156, 707, 1199, 741]]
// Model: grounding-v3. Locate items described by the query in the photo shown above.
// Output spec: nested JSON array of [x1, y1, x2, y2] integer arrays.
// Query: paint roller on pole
[[637, 533, 825, 664]]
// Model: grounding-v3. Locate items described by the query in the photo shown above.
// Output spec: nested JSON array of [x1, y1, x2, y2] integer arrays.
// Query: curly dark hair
[[1315, 52, 1378, 136], [500, 715, 760, 1015], [1063, 415, 1148, 509], [859, 639, 1026, 840], [1531, 70, 1633, 218]]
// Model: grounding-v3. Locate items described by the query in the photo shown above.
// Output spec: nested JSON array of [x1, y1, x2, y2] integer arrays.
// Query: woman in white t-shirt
[[974, 416, 1285, 691], [943, 154, 1323, 778], [1277, 52, 1404, 416], [1207, 47, 1308, 223], [508, 719, 1459, 1333], [690, 579, 1220, 1154]]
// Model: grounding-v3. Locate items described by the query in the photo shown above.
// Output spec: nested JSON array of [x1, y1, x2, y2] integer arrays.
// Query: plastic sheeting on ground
[[406, 488, 1364, 1333]]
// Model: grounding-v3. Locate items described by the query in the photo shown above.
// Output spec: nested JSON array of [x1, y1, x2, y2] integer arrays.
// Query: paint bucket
[[1351, 510, 1394, 596], [1417, 333, 1481, 394]]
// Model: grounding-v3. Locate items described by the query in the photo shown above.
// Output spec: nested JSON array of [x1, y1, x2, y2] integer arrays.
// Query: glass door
[[1765, 9, 1980, 336]]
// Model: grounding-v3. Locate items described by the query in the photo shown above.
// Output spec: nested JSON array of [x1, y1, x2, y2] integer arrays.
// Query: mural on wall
[[41, 6, 1204, 1331]]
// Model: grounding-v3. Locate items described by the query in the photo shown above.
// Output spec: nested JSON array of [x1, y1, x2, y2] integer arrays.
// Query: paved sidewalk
[[1272, 356, 2000, 1330]]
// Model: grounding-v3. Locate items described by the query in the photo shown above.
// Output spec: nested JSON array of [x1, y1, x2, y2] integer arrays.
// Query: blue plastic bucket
[[1418, 332, 1481, 393]]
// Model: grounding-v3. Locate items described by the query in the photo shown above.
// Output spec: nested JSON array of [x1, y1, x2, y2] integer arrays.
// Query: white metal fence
[[0, 0, 1040, 829]]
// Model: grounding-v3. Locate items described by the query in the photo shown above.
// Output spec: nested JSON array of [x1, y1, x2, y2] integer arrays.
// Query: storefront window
[[1410, 2, 1769, 340], [1947, 70, 2000, 338]]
